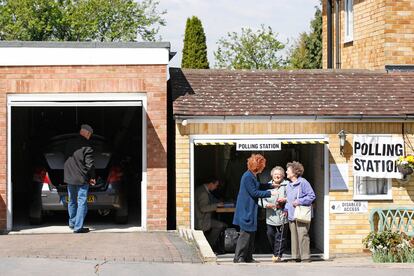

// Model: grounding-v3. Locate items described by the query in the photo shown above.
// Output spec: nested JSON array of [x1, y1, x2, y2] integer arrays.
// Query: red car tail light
[[33, 167, 53, 191], [107, 166, 123, 184], [33, 167, 51, 184]]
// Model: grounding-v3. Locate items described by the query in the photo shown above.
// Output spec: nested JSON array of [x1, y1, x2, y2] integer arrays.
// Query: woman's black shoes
[[233, 258, 259, 263], [245, 258, 259, 263], [233, 258, 245, 263]]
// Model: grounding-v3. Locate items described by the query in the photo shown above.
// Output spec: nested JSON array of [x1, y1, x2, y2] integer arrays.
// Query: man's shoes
[[272, 255, 282, 263], [69, 225, 74, 229], [287, 258, 301, 263], [73, 227, 89, 233]]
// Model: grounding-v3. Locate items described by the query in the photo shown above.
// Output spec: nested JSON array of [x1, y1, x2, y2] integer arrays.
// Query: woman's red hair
[[247, 154, 266, 174]]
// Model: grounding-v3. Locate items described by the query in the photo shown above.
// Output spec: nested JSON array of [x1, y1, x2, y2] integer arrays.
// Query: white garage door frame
[[189, 134, 330, 260], [6, 93, 148, 231]]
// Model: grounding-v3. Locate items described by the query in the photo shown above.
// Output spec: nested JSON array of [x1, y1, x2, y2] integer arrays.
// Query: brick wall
[[323, 0, 414, 70], [384, 0, 414, 65], [175, 124, 191, 228], [175, 121, 414, 255], [0, 65, 168, 230]]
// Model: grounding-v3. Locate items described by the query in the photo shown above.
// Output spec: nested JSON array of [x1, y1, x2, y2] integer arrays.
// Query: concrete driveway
[[0, 232, 202, 263]]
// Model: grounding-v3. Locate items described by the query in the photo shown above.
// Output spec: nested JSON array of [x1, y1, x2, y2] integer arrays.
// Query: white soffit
[[7, 93, 146, 106], [0, 47, 170, 66]]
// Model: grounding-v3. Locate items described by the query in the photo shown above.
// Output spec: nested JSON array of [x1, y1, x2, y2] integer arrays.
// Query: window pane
[[345, 0, 354, 41], [346, 0, 350, 35], [356, 176, 387, 195]]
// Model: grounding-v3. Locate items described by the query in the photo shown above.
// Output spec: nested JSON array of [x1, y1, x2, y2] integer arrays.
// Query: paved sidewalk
[[1, 256, 414, 276], [0, 232, 202, 263], [1, 231, 414, 276]]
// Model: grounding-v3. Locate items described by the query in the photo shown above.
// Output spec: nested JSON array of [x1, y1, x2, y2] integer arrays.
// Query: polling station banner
[[236, 140, 281, 151], [353, 135, 404, 178]]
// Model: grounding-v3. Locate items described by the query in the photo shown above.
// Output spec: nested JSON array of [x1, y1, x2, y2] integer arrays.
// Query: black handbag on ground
[[224, 228, 239, 252]]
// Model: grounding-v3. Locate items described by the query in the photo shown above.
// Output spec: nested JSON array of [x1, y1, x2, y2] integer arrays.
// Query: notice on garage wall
[[330, 201, 368, 213], [330, 163, 348, 191], [236, 140, 281, 151], [353, 135, 404, 179]]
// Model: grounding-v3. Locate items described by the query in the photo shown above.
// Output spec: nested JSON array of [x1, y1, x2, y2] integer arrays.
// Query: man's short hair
[[204, 177, 219, 185], [81, 124, 93, 134]]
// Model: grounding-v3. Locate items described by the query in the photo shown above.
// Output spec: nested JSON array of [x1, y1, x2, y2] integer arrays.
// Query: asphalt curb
[[178, 228, 217, 263]]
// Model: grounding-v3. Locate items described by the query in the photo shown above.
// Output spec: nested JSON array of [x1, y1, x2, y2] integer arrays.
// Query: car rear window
[[44, 134, 112, 169]]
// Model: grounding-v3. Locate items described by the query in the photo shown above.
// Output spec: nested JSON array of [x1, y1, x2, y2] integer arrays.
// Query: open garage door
[[7, 93, 147, 233]]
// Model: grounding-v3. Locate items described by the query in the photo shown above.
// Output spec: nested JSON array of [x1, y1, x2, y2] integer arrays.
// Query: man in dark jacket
[[64, 124, 96, 233], [195, 178, 226, 253]]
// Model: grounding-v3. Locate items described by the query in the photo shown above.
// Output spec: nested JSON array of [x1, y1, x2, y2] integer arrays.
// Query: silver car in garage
[[29, 134, 128, 224]]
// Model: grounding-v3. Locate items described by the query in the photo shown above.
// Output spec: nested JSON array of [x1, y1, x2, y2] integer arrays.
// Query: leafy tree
[[0, 0, 62, 41], [0, 0, 166, 41], [214, 25, 285, 70], [181, 16, 209, 69], [288, 3, 322, 69]]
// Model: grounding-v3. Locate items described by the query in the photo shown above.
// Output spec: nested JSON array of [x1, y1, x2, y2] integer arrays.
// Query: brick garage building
[[170, 68, 414, 258], [323, 0, 414, 69], [0, 41, 170, 231]]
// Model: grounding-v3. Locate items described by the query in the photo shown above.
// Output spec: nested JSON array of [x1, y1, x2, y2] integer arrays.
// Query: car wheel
[[98, 209, 111, 216]]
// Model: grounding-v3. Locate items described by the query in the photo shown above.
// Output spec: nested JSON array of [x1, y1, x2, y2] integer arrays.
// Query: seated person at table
[[195, 178, 227, 253]]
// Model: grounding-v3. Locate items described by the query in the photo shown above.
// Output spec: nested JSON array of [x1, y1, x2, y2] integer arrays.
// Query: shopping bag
[[224, 228, 239, 252], [294, 205, 311, 223], [294, 183, 312, 223]]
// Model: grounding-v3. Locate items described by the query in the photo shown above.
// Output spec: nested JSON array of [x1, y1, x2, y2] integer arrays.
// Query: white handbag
[[293, 184, 311, 223]]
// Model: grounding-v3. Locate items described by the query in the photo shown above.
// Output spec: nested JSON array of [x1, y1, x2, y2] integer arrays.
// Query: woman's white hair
[[270, 166, 285, 178]]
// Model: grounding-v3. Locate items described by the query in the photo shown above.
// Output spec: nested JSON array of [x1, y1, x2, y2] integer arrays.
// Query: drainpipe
[[327, 0, 333, 68], [335, 0, 341, 69]]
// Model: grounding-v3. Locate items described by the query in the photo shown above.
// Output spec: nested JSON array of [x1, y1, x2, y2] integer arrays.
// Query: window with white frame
[[344, 0, 354, 42], [354, 176, 392, 200]]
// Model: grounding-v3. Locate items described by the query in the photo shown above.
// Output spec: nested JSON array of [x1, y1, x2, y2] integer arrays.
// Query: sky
[[156, 0, 320, 67]]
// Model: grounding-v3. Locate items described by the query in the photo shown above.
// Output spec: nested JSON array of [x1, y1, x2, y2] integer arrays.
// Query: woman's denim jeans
[[67, 183, 89, 231]]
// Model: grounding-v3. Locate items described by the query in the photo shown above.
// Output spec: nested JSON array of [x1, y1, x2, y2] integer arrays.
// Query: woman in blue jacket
[[233, 154, 277, 263]]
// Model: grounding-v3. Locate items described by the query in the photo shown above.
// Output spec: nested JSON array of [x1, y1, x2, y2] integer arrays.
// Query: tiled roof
[[170, 68, 414, 117]]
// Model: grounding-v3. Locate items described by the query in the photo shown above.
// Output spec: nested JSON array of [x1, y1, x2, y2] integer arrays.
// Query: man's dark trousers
[[204, 219, 226, 251]]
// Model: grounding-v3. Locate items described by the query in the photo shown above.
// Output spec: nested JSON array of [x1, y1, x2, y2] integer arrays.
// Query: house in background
[[323, 0, 414, 69]]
